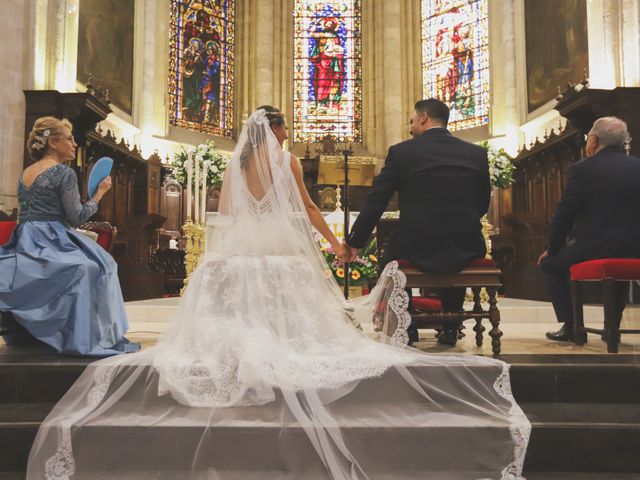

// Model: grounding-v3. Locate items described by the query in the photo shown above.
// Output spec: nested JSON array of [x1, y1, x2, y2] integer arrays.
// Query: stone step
[[2, 402, 640, 475], [2, 471, 639, 480], [2, 355, 640, 405]]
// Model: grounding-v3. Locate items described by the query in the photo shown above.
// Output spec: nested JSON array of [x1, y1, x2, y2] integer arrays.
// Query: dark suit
[[348, 127, 491, 320], [541, 146, 640, 326]]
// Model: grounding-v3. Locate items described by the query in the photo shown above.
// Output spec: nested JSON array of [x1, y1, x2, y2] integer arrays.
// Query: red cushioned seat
[[412, 296, 443, 311], [94, 228, 114, 251], [81, 222, 116, 252], [0, 221, 17, 246], [466, 257, 496, 268], [397, 257, 496, 270], [570, 259, 640, 281]]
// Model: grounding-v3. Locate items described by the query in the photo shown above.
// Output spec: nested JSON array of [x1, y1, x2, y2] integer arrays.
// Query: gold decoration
[[317, 155, 376, 186], [181, 220, 205, 294], [466, 214, 494, 304], [482, 214, 493, 257]]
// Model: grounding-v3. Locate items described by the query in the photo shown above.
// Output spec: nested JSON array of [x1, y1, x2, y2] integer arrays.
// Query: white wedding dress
[[27, 110, 530, 480]]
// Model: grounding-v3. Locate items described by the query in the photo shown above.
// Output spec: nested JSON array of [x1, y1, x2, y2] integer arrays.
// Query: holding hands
[[332, 241, 359, 264]]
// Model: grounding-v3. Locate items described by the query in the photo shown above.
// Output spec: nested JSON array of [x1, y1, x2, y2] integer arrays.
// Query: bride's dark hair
[[240, 107, 285, 168]]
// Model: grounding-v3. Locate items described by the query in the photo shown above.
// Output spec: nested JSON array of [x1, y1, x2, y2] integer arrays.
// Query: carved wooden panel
[[493, 86, 640, 300]]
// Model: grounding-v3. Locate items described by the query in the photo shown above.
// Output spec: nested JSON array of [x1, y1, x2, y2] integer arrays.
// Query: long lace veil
[[27, 109, 530, 480]]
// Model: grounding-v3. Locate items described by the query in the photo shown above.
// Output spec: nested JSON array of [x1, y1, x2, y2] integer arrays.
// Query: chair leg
[[471, 287, 484, 347], [487, 287, 502, 355], [571, 280, 587, 345], [603, 278, 619, 353], [458, 323, 466, 339]]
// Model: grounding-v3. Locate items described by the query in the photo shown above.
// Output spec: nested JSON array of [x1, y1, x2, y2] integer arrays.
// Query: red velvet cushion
[[83, 224, 113, 251], [466, 257, 496, 268], [0, 221, 17, 246], [94, 230, 113, 251], [412, 296, 443, 311], [397, 259, 416, 269], [397, 257, 496, 270], [570, 258, 640, 281]]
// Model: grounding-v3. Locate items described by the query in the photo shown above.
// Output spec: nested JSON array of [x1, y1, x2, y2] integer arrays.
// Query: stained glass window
[[168, 0, 235, 138], [421, 0, 489, 131], [293, 0, 362, 143]]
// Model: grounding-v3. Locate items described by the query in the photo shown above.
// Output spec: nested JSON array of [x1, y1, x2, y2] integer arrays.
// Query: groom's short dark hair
[[415, 99, 449, 126]]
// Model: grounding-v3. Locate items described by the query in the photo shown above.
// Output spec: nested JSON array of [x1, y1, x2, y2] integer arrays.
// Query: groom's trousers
[[406, 287, 466, 342]]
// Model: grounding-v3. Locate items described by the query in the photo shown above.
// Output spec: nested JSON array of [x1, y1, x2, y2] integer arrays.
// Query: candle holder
[[181, 219, 205, 294]]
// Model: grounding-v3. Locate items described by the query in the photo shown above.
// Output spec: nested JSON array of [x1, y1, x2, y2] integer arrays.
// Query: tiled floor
[[122, 296, 640, 355]]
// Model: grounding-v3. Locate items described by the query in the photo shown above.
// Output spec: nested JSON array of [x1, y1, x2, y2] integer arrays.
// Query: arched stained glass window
[[421, 0, 489, 131], [293, 0, 362, 143], [169, 0, 235, 138]]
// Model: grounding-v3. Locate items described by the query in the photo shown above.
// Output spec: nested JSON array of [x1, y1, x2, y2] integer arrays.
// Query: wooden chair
[[376, 218, 504, 354], [80, 221, 118, 252], [571, 258, 640, 353]]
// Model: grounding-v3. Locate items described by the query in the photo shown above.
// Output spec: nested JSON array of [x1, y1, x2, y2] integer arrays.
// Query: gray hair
[[589, 116, 631, 149]]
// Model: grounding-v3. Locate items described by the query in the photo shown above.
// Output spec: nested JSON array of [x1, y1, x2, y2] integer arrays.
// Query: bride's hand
[[332, 242, 347, 263]]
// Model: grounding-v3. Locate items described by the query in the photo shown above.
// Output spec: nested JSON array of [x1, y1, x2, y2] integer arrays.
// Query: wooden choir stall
[[491, 83, 640, 301], [23, 89, 167, 300]]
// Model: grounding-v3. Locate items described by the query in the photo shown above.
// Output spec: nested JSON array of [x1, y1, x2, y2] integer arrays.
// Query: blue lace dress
[[0, 163, 138, 356]]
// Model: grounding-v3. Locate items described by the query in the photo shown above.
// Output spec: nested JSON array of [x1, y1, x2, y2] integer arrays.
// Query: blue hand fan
[[87, 157, 114, 199]]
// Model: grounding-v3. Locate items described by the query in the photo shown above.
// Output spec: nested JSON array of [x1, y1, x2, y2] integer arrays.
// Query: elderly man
[[539, 116, 640, 341]]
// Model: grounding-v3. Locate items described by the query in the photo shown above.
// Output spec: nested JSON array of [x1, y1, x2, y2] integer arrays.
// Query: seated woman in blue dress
[[0, 116, 139, 356]]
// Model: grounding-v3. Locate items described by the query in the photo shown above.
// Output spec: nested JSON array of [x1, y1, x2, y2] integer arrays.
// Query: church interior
[[1, 0, 640, 478]]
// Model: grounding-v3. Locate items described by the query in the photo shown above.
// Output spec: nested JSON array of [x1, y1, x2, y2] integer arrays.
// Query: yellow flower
[[336, 268, 345, 278], [369, 255, 377, 262], [351, 270, 361, 280], [323, 269, 332, 278]]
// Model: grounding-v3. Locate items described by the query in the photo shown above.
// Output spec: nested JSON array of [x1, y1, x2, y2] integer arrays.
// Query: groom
[[345, 99, 491, 346]]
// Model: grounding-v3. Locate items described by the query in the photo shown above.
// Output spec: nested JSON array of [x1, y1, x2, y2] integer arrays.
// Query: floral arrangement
[[321, 236, 379, 285], [322, 247, 378, 285], [169, 140, 228, 187], [480, 140, 515, 189]]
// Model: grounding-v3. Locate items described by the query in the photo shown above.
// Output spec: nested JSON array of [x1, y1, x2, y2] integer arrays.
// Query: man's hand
[[346, 245, 359, 263], [537, 250, 549, 265]]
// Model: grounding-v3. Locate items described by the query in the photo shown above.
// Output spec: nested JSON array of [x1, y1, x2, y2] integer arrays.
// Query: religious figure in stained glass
[[422, 0, 489, 131], [310, 16, 346, 110], [169, 0, 235, 138], [294, 0, 362, 143]]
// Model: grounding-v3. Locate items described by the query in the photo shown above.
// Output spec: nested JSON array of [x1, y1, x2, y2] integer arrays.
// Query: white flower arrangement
[[480, 140, 516, 189], [169, 140, 228, 188]]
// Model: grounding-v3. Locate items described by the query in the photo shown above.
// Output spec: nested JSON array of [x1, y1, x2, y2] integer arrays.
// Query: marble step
[[2, 355, 639, 405], [1, 471, 638, 480], [2, 402, 640, 474], [124, 297, 625, 326]]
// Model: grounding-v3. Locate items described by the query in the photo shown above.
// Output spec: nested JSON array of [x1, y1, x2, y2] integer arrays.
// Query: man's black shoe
[[437, 329, 458, 346], [407, 323, 420, 345], [545, 324, 574, 342]]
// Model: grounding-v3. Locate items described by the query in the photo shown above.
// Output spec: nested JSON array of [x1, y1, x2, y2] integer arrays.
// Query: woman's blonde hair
[[26, 116, 73, 160]]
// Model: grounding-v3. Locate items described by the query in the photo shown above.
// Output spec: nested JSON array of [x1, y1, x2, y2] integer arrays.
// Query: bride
[[28, 108, 530, 479]]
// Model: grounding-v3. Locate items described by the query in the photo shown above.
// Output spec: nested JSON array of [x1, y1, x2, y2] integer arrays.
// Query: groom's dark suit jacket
[[348, 127, 491, 273]]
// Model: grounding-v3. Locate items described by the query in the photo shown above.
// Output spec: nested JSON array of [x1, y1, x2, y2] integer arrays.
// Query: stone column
[[619, 0, 640, 86], [488, 0, 521, 155], [362, 0, 420, 158], [0, 0, 37, 212]]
